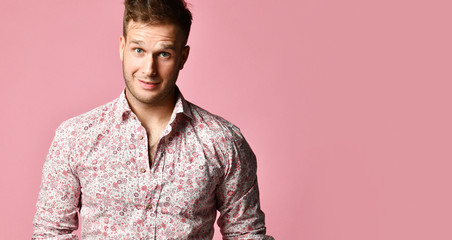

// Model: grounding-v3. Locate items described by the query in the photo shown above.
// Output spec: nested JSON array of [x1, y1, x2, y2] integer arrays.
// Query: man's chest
[[74, 129, 223, 214]]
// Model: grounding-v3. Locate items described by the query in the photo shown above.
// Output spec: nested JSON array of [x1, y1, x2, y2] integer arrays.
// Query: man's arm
[[215, 128, 274, 240], [32, 123, 81, 240]]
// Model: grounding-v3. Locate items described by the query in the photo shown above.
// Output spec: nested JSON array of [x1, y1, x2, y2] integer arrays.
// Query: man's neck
[[125, 91, 177, 130]]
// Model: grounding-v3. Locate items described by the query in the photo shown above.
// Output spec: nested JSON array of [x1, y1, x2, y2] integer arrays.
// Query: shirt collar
[[116, 86, 193, 122], [173, 87, 193, 120]]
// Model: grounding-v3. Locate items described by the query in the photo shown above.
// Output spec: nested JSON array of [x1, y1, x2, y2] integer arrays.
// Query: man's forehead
[[126, 20, 181, 34], [125, 21, 183, 46], [126, 20, 153, 30]]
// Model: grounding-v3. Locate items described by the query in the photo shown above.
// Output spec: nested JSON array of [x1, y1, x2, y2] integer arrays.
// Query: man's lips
[[138, 79, 160, 89]]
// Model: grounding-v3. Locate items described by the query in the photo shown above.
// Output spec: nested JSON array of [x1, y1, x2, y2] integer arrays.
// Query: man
[[32, 0, 273, 239]]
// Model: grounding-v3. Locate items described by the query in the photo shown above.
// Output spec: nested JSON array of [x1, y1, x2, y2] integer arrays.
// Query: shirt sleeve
[[215, 128, 274, 240], [32, 122, 81, 240]]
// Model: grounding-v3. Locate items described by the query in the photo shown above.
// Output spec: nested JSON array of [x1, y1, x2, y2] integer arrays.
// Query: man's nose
[[142, 56, 157, 77]]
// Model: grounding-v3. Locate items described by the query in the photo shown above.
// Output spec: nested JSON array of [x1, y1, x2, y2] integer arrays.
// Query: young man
[[32, 0, 273, 239]]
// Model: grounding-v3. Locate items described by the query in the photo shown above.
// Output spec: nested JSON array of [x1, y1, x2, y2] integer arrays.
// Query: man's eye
[[159, 52, 170, 57], [135, 48, 143, 54]]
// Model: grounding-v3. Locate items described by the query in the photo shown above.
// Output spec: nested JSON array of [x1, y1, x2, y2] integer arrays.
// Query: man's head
[[123, 0, 192, 46], [120, 0, 192, 107]]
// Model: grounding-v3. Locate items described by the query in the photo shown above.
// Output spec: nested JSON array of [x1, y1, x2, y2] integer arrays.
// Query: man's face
[[119, 21, 189, 107]]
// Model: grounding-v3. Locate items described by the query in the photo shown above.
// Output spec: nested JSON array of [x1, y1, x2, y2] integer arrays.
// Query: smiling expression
[[119, 21, 189, 108]]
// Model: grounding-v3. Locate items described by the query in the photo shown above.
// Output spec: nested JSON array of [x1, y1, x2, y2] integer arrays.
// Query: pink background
[[1, 0, 452, 239]]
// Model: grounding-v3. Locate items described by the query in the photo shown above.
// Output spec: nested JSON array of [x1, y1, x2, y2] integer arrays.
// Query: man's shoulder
[[185, 101, 255, 161], [187, 101, 245, 142], [57, 96, 120, 136]]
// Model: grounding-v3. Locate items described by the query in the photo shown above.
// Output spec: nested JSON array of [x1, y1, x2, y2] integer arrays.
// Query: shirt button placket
[[137, 131, 152, 223], [138, 134, 146, 174]]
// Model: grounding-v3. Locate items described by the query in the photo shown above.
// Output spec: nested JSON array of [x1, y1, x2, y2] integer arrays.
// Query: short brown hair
[[123, 0, 193, 44]]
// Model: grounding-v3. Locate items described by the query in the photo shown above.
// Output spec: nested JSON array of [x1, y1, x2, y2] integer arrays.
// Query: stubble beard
[[122, 68, 177, 107]]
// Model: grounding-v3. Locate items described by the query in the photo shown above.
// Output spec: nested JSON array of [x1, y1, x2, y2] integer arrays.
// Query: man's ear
[[179, 45, 190, 70], [119, 35, 126, 61]]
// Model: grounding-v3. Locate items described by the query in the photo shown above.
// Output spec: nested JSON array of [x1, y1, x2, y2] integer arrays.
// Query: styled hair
[[123, 0, 193, 45]]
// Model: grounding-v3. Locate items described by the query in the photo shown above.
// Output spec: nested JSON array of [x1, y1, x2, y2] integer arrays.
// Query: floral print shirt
[[33, 89, 273, 240]]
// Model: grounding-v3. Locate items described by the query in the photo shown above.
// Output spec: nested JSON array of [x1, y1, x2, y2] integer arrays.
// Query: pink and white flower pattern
[[33, 89, 273, 239]]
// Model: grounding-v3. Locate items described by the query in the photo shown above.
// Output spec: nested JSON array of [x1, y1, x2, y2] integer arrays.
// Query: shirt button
[[146, 204, 153, 210], [138, 135, 144, 140], [140, 168, 146, 173]]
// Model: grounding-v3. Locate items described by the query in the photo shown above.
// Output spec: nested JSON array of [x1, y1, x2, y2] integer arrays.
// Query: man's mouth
[[138, 79, 160, 89]]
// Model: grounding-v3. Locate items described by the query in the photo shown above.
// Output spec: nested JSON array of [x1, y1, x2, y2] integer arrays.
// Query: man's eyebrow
[[128, 41, 175, 50], [160, 44, 176, 50], [129, 40, 144, 46]]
